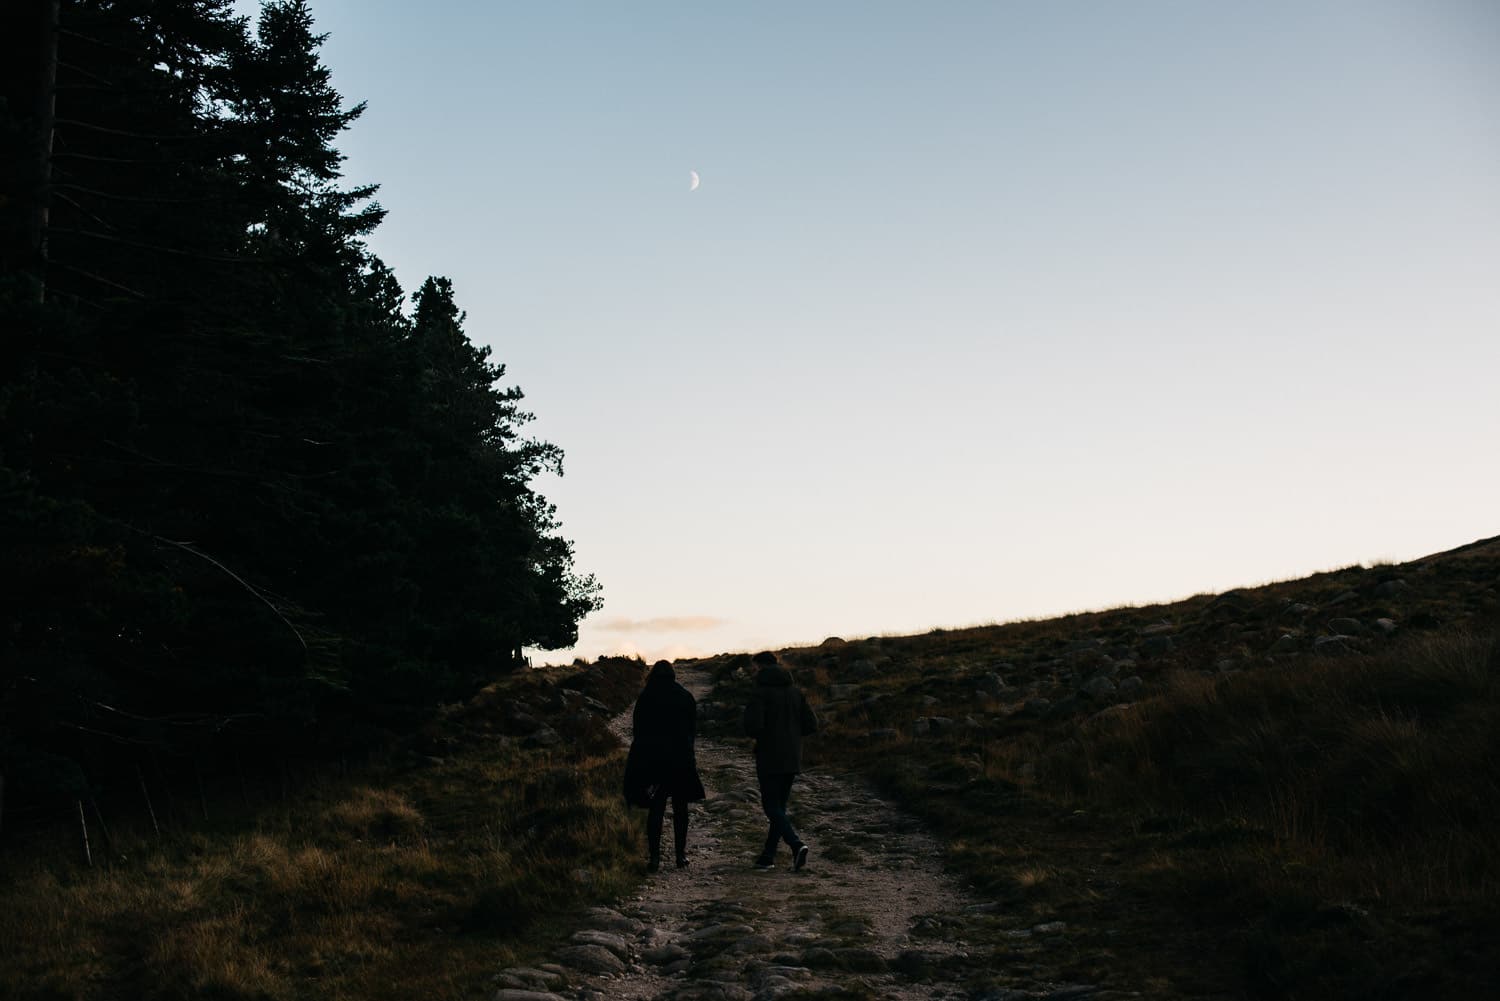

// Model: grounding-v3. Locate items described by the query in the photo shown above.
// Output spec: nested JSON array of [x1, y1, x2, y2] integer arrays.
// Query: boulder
[[1139, 635, 1175, 657], [524, 726, 562, 749], [1313, 635, 1358, 656], [553, 945, 623, 975], [1117, 676, 1145, 700], [1081, 676, 1117, 701], [1269, 634, 1300, 654], [568, 930, 631, 960]]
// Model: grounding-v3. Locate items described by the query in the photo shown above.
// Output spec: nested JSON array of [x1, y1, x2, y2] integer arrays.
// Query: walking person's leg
[[646, 786, 669, 871], [757, 771, 800, 866], [672, 795, 690, 867], [781, 774, 809, 871]]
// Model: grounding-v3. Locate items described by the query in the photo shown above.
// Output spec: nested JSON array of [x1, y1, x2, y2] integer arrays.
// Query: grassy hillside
[[4, 537, 1496, 1000], [0, 660, 646, 1001], [695, 535, 1500, 999]]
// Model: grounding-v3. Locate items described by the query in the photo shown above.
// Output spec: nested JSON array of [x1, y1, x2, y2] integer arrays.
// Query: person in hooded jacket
[[743, 650, 818, 871], [623, 660, 706, 872]]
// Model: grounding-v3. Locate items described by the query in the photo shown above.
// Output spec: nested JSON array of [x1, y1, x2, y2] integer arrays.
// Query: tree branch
[[49, 226, 272, 265], [151, 536, 308, 655], [51, 181, 229, 205]]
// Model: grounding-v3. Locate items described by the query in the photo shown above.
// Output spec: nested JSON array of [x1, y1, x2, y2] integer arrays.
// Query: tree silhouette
[[0, 0, 601, 815]]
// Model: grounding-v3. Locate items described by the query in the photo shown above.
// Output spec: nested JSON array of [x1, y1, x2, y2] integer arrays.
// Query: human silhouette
[[742, 651, 819, 870], [623, 660, 706, 871]]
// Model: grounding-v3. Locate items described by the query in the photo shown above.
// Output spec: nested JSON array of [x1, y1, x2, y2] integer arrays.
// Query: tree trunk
[[4, 0, 60, 293]]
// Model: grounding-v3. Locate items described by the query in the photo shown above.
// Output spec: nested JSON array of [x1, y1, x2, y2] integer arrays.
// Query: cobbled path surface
[[492, 668, 1129, 1001]]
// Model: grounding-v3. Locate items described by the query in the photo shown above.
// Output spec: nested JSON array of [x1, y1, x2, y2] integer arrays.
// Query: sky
[[239, 1, 1499, 663]]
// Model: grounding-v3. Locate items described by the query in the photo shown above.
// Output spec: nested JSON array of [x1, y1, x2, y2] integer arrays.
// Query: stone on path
[[554, 943, 624, 974], [568, 928, 632, 960]]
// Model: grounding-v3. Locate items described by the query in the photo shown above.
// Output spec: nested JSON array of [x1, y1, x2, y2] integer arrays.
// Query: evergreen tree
[[0, 0, 601, 815]]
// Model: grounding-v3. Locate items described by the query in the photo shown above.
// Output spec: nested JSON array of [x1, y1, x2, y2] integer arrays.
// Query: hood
[[647, 660, 676, 684], [755, 664, 793, 687]]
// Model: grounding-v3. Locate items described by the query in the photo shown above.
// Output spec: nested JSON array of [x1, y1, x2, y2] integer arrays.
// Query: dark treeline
[[0, 0, 601, 825]]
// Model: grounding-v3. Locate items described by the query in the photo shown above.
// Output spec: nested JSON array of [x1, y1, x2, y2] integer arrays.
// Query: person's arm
[[799, 692, 818, 736], [744, 694, 764, 738]]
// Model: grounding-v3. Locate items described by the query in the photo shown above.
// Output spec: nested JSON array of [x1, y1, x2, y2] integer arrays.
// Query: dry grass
[[726, 539, 1500, 999], [0, 661, 648, 1001]]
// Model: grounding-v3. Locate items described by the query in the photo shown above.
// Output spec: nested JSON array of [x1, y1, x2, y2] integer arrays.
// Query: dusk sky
[[242, 1, 1499, 662]]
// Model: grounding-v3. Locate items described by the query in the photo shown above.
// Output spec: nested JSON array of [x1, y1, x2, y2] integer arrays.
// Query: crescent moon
[[689, 170, 700, 192]]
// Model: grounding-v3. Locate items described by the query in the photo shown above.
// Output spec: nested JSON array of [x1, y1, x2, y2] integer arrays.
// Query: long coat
[[743, 663, 818, 775], [623, 667, 706, 807]]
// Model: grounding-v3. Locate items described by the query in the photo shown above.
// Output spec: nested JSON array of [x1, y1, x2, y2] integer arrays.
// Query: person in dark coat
[[623, 660, 706, 871], [742, 651, 818, 871]]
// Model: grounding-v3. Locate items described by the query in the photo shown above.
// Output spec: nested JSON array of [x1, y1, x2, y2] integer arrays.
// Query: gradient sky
[[240, 1, 1499, 662]]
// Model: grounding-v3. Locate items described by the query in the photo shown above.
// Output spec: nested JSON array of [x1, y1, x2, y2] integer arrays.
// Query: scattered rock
[[1374, 579, 1409, 598], [491, 990, 567, 1001], [1375, 617, 1398, 634], [1326, 590, 1359, 607], [1019, 698, 1052, 718], [524, 726, 562, 749], [800, 947, 837, 968], [554, 944, 624, 975], [1313, 635, 1358, 656], [568, 929, 632, 960], [1328, 616, 1364, 635], [828, 684, 860, 700], [1117, 676, 1145, 699], [1080, 676, 1117, 701], [978, 672, 1009, 695], [1139, 635, 1175, 657], [642, 943, 689, 965], [1138, 620, 1176, 636], [830, 947, 887, 972], [1033, 921, 1068, 934], [1269, 634, 1300, 654]]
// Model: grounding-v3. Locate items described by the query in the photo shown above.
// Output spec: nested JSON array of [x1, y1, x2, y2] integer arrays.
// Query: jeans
[[647, 785, 689, 862], [757, 771, 803, 862]]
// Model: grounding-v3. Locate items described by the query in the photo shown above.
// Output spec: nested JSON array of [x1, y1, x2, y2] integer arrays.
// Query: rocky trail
[[491, 668, 1133, 1001]]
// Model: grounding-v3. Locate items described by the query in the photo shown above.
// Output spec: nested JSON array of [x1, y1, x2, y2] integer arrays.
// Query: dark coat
[[743, 664, 818, 775], [623, 665, 706, 807]]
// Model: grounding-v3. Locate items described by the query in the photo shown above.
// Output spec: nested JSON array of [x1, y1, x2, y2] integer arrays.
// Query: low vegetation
[[0, 659, 645, 1001], [6, 539, 1497, 1000], [704, 534, 1500, 999]]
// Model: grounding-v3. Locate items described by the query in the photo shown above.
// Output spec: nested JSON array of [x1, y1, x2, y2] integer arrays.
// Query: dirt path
[[491, 667, 1126, 1001]]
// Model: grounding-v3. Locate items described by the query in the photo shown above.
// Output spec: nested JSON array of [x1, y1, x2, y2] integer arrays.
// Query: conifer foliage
[[0, 1, 601, 813]]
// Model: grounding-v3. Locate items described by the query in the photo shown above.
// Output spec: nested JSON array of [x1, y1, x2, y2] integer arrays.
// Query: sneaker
[[754, 857, 775, 870], [794, 844, 810, 872], [675, 855, 689, 869]]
